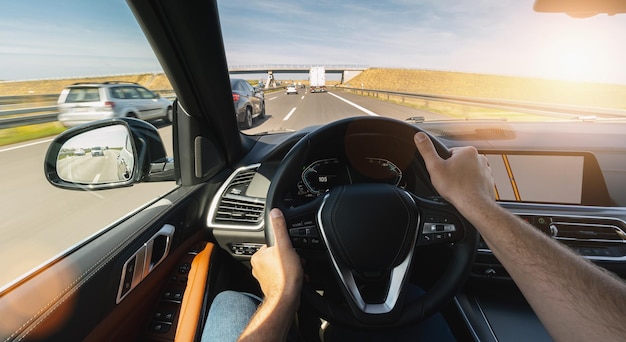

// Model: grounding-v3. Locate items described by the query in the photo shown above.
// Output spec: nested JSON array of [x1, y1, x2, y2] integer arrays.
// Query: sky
[[1, 0, 626, 84]]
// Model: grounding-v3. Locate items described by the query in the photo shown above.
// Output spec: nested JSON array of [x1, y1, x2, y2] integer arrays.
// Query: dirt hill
[[0, 73, 172, 96], [346, 68, 626, 109]]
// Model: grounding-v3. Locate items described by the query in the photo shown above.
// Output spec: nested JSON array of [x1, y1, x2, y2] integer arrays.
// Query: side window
[[0, 3, 178, 290], [136, 86, 156, 99], [244, 82, 254, 94], [123, 87, 141, 99], [110, 87, 124, 99]]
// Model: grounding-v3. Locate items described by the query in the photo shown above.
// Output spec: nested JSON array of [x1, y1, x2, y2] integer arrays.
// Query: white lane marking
[[301, 95, 305, 100], [283, 107, 297, 121], [268, 96, 278, 101], [327, 92, 379, 116], [93, 173, 101, 183], [0, 138, 54, 153]]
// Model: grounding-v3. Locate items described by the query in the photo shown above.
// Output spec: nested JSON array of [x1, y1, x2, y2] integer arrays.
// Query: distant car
[[230, 78, 265, 129], [286, 85, 298, 95], [74, 148, 85, 156], [57, 82, 173, 128], [90, 146, 104, 157]]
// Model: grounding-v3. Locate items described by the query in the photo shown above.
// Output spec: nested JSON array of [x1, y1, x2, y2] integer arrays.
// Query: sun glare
[[534, 23, 620, 83], [555, 45, 591, 82]]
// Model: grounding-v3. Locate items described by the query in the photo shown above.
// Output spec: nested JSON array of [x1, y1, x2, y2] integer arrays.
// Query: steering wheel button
[[423, 223, 456, 234]]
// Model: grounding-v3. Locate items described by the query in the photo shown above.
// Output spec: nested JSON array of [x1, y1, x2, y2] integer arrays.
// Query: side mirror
[[44, 118, 175, 190]]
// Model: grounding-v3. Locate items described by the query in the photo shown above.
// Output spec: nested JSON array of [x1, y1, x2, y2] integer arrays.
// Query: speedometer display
[[301, 158, 350, 194]]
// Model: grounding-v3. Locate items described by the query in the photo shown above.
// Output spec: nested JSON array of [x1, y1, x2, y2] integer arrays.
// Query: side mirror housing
[[44, 118, 174, 190]]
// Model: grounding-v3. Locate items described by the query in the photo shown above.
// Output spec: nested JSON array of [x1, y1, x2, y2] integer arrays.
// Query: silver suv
[[57, 81, 173, 127]]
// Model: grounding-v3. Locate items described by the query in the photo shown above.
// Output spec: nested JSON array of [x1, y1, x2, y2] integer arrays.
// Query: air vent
[[215, 197, 264, 224], [478, 214, 626, 261], [552, 222, 626, 242], [207, 164, 266, 230]]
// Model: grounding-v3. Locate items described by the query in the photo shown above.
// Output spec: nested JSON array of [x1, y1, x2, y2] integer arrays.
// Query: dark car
[[3, 1, 626, 341], [230, 78, 265, 129]]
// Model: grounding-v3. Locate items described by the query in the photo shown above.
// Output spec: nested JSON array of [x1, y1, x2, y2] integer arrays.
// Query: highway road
[[0, 89, 444, 289], [243, 89, 447, 135]]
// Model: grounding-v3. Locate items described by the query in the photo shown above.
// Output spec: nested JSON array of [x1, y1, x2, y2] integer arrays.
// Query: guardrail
[[340, 86, 626, 120], [0, 90, 176, 129]]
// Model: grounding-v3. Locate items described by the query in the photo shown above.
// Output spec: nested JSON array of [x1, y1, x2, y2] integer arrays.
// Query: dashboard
[[204, 119, 626, 342], [207, 120, 626, 268]]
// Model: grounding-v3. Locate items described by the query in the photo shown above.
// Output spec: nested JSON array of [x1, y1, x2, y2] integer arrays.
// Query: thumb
[[269, 208, 292, 249], [414, 132, 443, 172]]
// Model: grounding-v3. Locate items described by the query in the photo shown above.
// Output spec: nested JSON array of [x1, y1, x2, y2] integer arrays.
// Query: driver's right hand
[[414, 132, 495, 213]]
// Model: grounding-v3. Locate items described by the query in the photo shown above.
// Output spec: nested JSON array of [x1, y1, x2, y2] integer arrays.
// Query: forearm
[[458, 199, 626, 341]]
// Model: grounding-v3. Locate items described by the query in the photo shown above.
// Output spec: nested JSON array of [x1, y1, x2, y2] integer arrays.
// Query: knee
[[212, 290, 261, 308]]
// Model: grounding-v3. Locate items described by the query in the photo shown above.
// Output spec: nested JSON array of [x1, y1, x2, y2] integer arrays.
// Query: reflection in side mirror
[[45, 118, 174, 191], [56, 125, 136, 184]]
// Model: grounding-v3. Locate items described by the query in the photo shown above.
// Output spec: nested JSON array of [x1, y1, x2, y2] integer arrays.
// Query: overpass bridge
[[228, 64, 368, 87]]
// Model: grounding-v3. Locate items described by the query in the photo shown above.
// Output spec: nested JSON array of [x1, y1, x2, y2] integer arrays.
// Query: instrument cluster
[[288, 156, 410, 204]]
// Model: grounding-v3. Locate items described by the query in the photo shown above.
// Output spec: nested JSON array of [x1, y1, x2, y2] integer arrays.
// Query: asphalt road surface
[[243, 88, 447, 134], [0, 89, 444, 289]]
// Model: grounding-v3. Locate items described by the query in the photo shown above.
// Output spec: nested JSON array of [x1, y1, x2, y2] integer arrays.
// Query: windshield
[[216, 1, 626, 134], [0, 0, 625, 291]]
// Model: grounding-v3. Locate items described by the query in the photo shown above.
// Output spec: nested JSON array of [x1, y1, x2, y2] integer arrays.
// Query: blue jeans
[[201, 291, 262, 342], [202, 289, 456, 341]]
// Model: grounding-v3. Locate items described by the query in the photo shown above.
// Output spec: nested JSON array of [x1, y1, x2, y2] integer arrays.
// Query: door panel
[[0, 185, 213, 341]]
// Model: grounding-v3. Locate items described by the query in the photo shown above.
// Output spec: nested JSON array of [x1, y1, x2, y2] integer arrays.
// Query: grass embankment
[[0, 122, 66, 146], [344, 68, 626, 120], [0, 73, 172, 96], [0, 73, 173, 146]]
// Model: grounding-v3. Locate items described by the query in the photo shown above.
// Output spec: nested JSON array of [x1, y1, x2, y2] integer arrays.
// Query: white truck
[[309, 66, 326, 93]]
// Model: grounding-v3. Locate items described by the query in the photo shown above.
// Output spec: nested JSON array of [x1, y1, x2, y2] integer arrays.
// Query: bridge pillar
[[265, 71, 276, 89], [341, 70, 363, 85]]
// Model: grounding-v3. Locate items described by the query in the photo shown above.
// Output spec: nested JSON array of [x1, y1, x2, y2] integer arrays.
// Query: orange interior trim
[[175, 242, 214, 342]]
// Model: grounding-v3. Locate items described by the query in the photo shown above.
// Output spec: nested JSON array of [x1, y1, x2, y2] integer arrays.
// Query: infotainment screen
[[483, 151, 611, 206]]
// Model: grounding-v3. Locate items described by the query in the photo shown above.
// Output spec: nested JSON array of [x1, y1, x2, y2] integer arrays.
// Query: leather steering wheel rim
[[265, 116, 478, 329]]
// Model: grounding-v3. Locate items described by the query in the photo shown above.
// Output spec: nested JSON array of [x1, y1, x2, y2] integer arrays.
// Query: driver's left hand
[[251, 208, 303, 301]]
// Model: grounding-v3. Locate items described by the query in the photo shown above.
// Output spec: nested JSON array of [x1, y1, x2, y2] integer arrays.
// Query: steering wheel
[[265, 116, 478, 329]]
